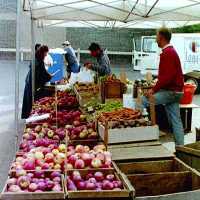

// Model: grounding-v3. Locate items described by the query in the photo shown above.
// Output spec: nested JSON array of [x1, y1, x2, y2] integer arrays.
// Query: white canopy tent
[[22, 0, 200, 28], [14, 0, 200, 139]]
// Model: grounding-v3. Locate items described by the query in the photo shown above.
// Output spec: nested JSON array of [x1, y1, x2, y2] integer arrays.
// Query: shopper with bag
[[62, 41, 80, 78], [22, 45, 53, 119], [140, 27, 184, 145], [84, 43, 111, 76]]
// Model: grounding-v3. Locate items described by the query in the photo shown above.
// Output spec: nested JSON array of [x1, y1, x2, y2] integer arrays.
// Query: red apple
[[45, 153, 54, 163], [85, 182, 95, 190], [66, 163, 73, 170], [91, 158, 102, 168], [94, 172, 104, 181], [81, 153, 92, 166], [75, 145, 84, 153], [68, 154, 78, 165], [74, 159, 85, 169]]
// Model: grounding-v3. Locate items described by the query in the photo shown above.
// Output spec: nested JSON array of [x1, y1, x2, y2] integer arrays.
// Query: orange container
[[180, 83, 196, 104]]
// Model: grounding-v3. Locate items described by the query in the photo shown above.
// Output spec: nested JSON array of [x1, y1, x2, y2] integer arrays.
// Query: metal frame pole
[[15, 0, 21, 148], [31, 17, 36, 104]]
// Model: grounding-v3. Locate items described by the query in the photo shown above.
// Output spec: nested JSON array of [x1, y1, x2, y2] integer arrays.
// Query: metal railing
[[0, 48, 134, 63]]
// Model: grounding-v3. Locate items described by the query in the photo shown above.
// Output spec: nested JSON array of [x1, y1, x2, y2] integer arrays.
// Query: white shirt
[[44, 54, 53, 70]]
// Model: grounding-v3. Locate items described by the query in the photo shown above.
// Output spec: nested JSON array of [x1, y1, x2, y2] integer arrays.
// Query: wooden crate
[[1, 172, 65, 200], [65, 169, 132, 199], [105, 142, 174, 162], [115, 157, 200, 199], [176, 142, 200, 172], [98, 122, 159, 145], [101, 81, 124, 103], [74, 87, 100, 107]]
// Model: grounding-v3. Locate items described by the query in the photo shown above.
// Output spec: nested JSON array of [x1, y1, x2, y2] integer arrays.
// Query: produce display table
[[3, 76, 200, 200], [180, 103, 200, 133], [155, 103, 200, 133]]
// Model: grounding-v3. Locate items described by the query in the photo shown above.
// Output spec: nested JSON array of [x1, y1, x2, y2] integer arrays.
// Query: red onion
[[28, 183, 38, 192], [102, 181, 114, 190], [7, 178, 17, 187], [77, 181, 86, 190], [34, 170, 44, 178], [67, 178, 77, 191], [17, 176, 30, 189], [52, 184, 62, 192], [53, 177, 61, 183], [88, 177, 96, 184], [85, 182, 96, 190], [94, 172, 104, 181], [106, 174, 115, 181], [8, 185, 21, 192], [50, 171, 61, 179], [46, 180, 55, 190], [37, 181, 46, 191]]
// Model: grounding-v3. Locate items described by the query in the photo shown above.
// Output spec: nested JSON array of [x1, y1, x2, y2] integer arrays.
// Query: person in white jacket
[[44, 53, 53, 70]]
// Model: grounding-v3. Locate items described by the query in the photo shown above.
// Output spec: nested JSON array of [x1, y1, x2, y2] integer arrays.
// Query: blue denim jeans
[[140, 90, 184, 145]]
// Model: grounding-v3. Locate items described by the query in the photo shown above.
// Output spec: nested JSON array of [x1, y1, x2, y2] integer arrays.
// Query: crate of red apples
[[11, 144, 66, 172], [33, 90, 78, 110], [66, 144, 112, 171], [29, 110, 87, 127], [66, 169, 130, 198], [1, 170, 65, 200]]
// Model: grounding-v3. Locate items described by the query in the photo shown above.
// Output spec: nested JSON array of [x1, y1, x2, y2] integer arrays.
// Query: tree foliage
[[173, 24, 200, 33]]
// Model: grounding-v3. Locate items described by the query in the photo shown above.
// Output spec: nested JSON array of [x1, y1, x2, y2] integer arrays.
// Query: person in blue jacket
[[62, 41, 80, 78], [84, 42, 111, 76], [21, 45, 52, 119]]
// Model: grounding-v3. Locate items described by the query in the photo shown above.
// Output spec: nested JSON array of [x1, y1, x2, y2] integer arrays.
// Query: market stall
[[8, 0, 200, 199], [2, 71, 200, 200]]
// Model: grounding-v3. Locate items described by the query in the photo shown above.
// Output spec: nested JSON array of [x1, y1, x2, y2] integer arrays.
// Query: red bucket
[[180, 83, 196, 104]]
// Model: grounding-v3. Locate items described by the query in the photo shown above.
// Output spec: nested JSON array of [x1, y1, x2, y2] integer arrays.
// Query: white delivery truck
[[133, 33, 200, 92]]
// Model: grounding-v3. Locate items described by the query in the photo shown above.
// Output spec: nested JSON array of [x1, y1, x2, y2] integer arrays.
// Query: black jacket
[[21, 58, 51, 119]]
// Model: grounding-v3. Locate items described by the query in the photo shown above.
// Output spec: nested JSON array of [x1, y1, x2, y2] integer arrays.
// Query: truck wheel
[[185, 78, 200, 94]]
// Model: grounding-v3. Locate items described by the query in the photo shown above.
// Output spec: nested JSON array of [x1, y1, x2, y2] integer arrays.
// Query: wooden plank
[[110, 145, 174, 161], [185, 141, 200, 150], [128, 171, 192, 197], [135, 189, 200, 200], [117, 160, 174, 174], [176, 146, 200, 157], [176, 151, 192, 167], [108, 141, 161, 150], [68, 190, 129, 199]]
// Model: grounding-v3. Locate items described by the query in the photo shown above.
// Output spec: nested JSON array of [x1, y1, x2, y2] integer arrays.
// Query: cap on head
[[62, 40, 71, 46]]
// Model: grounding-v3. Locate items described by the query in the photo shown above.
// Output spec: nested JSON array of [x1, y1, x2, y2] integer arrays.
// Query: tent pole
[[31, 17, 36, 104], [15, 0, 21, 149]]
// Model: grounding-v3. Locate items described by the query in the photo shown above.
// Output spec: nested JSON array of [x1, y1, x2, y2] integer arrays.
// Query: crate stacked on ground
[[97, 108, 159, 145], [73, 82, 101, 107], [133, 79, 156, 98], [100, 75, 127, 103]]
